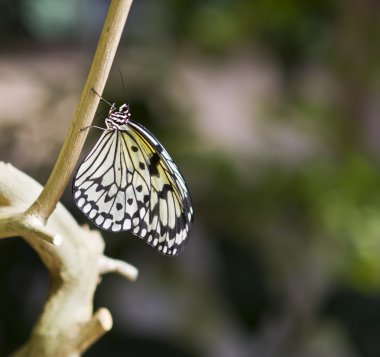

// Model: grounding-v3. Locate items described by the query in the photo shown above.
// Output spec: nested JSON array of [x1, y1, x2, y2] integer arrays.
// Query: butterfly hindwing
[[128, 121, 194, 255]]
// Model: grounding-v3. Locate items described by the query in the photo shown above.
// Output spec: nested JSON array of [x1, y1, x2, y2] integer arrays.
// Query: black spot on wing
[[100, 212, 113, 221], [158, 184, 172, 199], [148, 153, 160, 177], [104, 195, 114, 203]]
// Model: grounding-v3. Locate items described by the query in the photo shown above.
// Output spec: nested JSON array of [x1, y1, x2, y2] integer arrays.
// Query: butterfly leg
[[80, 125, 108, 132]]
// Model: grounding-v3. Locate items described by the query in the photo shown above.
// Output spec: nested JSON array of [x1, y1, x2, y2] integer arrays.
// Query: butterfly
[[73, 99, 194, 256]]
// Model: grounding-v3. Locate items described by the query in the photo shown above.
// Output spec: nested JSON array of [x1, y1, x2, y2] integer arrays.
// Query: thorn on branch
[[24, 215, 63, 246], [0, 212, 61, 246]]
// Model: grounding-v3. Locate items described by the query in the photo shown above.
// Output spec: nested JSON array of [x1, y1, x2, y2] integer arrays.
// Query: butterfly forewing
[[73, 107, 193, 256], [73, 129, 151, 233]]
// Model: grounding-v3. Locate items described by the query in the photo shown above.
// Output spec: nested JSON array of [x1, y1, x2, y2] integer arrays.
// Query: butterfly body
[[73, 102, 193, 256]]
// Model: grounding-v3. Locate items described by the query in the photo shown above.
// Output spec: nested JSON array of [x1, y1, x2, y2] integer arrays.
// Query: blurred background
[[2, 0, 380, 356]]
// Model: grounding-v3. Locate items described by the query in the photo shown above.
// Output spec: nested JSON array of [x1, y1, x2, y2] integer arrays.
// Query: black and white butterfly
[[73, 99, 193, 256]]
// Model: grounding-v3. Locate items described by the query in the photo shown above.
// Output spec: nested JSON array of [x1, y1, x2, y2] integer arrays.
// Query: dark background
[[2, 1, 380, 356]]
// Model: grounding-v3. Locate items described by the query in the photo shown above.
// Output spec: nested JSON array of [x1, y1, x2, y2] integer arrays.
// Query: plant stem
[[26, 0, 133, 222]]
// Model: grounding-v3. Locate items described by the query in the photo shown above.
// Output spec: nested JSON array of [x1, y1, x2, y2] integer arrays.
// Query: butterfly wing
[[73, 129, 151, 232], [73, 122, 194, 256], [128, 121, 194, 256]]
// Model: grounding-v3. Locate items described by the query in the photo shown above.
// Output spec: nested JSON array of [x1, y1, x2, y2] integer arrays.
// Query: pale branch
[[23, 215, 63, 246], [76, 308, 113, 355], [26, 0, 134, 222], [0, 0, 138, 355], [0, 162, 138, 357], [99, 255, 139, 281], [0, 212, 62, 246]]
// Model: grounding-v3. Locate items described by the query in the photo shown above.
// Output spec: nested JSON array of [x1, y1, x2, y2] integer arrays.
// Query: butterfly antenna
[[91, 88, 113, 107], [117, 68, 128, 102]]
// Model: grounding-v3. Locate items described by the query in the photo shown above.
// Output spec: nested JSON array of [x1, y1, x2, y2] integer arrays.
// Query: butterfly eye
[[119, 104, 129, 113]]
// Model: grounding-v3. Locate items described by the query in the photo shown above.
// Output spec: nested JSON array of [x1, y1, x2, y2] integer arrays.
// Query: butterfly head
[[119, 103, 131, 115], [106, 102, 132, 129]]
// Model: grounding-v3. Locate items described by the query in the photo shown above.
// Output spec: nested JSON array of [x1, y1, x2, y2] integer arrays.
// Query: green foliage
[[171, 0, 335, 68]]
